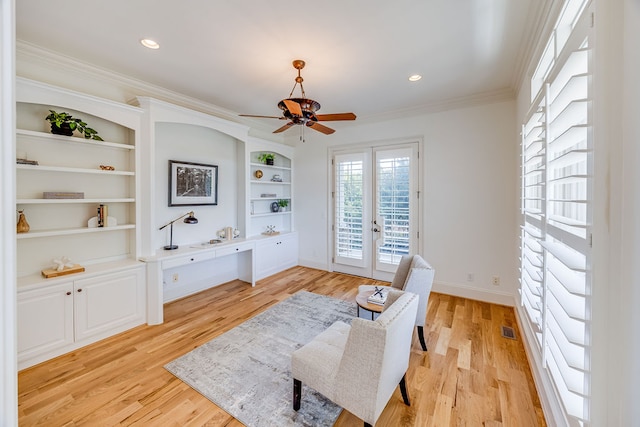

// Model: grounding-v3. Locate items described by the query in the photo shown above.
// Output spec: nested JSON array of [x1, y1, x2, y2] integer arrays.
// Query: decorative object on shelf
[[87, 216, 117, 228], [41, 256, 85, 278], [258, 152, 275, 166], [169, 160, 218, 206], [97, 204, 109, 227], [43, 191, 84, 199], [261, 193, 277, 198], [270, 201, 280, 213], [271, 174, 282, 182], [277, 199, 289, 212], [262, 225, 280, 236], [254, 169, 263, 179], [16, 210, 30, 233], [225, 226, 234, 241], [159, 211, 198, 250], [234, 228, 240, 238], [45, 110, 103, 141], [99, 165, 115, 171], [16, 158, 38, 166]]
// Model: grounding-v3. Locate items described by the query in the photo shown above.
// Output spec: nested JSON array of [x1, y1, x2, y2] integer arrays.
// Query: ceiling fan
[[240, 60, 356, 136]]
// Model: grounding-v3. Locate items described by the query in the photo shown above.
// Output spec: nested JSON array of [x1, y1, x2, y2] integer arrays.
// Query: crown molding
[[17, 40, 515, 130], [511, 0, 564, 97], [16, 40, 283, 136], [357, 87, 515, 123]]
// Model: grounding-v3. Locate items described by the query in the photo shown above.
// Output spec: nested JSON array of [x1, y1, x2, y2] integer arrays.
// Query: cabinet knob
[[236, 248, 239, 251], [190, 258, 195, 261], [77, 288, 82, 293], [66, 291, 72, 296]]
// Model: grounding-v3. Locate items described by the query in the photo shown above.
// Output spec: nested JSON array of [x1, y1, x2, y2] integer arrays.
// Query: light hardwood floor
[[18, 266, 546, 426]]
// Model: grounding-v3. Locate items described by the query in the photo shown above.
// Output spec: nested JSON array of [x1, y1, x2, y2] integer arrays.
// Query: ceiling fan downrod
[[288, 60, 306, 98]]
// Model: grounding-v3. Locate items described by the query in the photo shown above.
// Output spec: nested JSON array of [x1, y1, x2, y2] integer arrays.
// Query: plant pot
[[266, 158, 274, 166], [50, 122, 74, 136]]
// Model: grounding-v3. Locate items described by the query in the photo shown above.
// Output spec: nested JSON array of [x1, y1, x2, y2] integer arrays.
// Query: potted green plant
[[277, 199, 289, 212], [45, 110, 103, 141], [257, 152, 275, 165]]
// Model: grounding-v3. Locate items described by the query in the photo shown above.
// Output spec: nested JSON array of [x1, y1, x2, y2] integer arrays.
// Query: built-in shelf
[[17, 224, 136, 239], [249, 162, 291, 171], [17, 198, 135, 204], [16, 164, 135, 176], [251, 212, 292, 218], [17, 129, 135, 150], [247, 147, 294, 237], [250, 197, 291, 202], [250, 180, 290, 185]]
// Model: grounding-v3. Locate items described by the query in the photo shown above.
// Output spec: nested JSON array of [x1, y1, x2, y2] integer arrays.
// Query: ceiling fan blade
[[273, 122, 295, 133], [315, 112, 357, 121], [239, 114, 286, 120], [308, 121, 335, 135], [283, 99, 303, 116]]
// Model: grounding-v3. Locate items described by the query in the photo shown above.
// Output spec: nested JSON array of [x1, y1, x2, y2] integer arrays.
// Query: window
[[521, 1, 591, 425]]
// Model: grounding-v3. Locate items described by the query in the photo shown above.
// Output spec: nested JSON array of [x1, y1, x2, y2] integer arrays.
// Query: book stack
[[97, 204, 108, 227], [367, 287, 389, 306]]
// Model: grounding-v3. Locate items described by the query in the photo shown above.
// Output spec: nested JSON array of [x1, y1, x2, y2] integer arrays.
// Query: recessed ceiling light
[[140, 39, 160, 50], [408, 74, 422, 82]]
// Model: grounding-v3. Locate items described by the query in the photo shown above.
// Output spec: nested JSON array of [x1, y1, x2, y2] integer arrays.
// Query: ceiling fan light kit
[[240, 60, 356, 139]]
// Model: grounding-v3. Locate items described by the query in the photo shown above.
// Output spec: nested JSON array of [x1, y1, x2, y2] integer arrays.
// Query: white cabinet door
[[280, 233, 298, 270], [255, 233, 298, 280], [74, 268, 145, 342], [17, 282, 74, 362]]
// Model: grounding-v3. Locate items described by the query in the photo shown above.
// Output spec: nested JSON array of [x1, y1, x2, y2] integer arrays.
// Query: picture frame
[[168, 160, 218, 206]]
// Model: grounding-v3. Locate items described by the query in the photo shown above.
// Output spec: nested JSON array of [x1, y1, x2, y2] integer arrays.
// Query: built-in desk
[[141, 238, 255, 324]]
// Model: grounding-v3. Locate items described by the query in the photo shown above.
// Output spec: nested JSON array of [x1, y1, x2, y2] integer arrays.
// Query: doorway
[[331, 142, 420, 280]]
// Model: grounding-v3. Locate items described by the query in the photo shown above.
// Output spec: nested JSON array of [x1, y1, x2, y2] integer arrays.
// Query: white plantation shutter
[[375, 149, 412, 265], [334, 153, 366, 266], [521, 99, 546, 347], [520, 1, 591, 425]]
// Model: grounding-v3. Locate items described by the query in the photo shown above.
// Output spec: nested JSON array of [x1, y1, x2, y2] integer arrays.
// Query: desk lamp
[[159, 211, 198, 250]]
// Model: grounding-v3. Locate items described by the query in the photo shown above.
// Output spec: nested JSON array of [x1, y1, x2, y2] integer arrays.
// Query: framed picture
[[168, 160, 218, 206]]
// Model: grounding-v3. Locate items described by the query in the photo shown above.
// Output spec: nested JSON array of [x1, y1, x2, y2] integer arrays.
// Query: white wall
[[294, 100, 519, 305], [154, 122, 239, 250]]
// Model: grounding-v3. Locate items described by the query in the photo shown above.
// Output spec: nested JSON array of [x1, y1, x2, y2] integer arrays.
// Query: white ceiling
[[16, 0, 543, 128]]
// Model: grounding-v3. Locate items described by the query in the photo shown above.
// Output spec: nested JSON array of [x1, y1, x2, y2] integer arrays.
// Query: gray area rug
[[165, 290, 356, 427]]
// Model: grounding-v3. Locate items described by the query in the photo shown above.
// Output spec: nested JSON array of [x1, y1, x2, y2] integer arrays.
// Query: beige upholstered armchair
[[292, 290, 419, 427], [359, 254, 434, 351]]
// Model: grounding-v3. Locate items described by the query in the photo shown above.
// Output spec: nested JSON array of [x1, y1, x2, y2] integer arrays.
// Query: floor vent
[[501, 325, 516, 340]]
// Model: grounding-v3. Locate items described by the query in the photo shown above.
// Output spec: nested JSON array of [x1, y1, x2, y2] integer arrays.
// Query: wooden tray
[[41, 264, 85, 278]]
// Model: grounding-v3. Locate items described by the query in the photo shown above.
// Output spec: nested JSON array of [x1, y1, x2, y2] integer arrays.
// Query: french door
[[332, 143, 419, 280]]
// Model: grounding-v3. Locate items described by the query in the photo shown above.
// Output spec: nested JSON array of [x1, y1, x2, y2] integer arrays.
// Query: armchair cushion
[[292, 290, 419, 426]]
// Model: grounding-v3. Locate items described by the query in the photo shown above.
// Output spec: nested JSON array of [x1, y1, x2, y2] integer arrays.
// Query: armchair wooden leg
[[364, 423, 372, 427], [293, 379, 301, 411], [417, 326, 427, 351], [399, 374, 411, 406]]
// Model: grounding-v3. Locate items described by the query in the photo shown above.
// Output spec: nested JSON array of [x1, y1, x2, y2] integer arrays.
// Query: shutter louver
[[520, 1, 591, 425]]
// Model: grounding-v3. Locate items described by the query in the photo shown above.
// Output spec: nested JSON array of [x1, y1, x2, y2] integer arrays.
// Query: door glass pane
[[376, 153, 411, 265], [335, 158, 364, 261]]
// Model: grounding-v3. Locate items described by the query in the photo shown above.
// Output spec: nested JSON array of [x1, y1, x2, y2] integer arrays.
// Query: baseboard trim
[[298, 258, 329, 272], [431, 280, 516, 306]]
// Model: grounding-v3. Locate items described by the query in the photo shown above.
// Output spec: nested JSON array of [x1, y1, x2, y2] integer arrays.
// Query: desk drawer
[[161, 251, 216, 270], [216, 241, 254, 257]]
